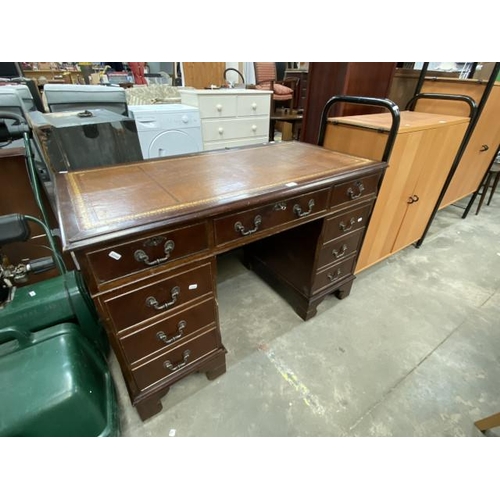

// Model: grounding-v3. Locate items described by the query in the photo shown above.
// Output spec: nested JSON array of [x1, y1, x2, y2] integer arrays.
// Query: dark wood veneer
[[54, 141, 386, 420]]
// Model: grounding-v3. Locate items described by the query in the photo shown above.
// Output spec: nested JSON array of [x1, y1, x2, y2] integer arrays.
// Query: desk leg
[[201, 350, 227, 380], [334, 277, 355, 300], [135, 387, 170, 421]]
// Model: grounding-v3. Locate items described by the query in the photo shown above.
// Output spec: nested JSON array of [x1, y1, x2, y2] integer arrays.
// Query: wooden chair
[[253, 62, 298, 114]]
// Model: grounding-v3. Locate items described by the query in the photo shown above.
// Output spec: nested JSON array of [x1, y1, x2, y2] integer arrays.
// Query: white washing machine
[[129, 104, 203, 159]]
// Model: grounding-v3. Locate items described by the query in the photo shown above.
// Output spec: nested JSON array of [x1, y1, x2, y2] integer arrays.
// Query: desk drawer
[[120, 297, 217, 365], [198, 95, 237, 118], [236, 94, 270, 116], [317, 229, 364, 270], [214, 188, 329, 247], [86, 222, 209, 286], [330, 173, 381, 208], [312, 255, 357, 293], [323, 203, 373, 243], [103, 261, 214, 333], [202, 117, 269, 142], [131, 327, 219, 391]]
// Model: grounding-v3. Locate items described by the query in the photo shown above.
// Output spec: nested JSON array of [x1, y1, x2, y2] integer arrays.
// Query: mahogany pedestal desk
[[55, 142, 386, 421]]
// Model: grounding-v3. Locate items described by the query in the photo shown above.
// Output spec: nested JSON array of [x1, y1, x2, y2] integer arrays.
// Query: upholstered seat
[[253, 62, 297, 113]]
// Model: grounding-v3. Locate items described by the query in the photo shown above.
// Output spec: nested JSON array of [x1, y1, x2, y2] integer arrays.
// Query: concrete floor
[[110, 191, 500, 437]]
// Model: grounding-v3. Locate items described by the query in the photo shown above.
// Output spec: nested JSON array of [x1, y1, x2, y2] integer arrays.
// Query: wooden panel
[[0, 148, 71, 282], [131, 327, 220, 391], [330, 172, 381, 208], [182, 62, 226, 89], [312, 255, 356, 293], [323, 203, 374, 243], [330, 110, 469, 133], [300, 62, 396, 145], [440, 85, 500, 207], [416, 78, 487, 117], [102, 261, 214, 333], [388, 69, 461, 110], [392, 121, 469, 251], [86, 221, 209, 288], [56, 142, 379, 251], [119, 297, 217, 365], [317, 230, 363, 270], [214, 188, 329, 247]]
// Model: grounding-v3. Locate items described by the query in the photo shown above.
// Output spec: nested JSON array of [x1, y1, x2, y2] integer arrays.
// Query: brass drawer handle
[[293, 199, 315, 218], [146, 286, 180, 311], [273, 201, 287, 211], [157, 320, 187, 345], [332, 244, 348, 259], [134, 240, 175, 266], [347, 181, 365, 200], [164, 349, 191, 372], [327, 269, 342, 282], [235, 215, 262, 236], [339, 217, 356, 232]]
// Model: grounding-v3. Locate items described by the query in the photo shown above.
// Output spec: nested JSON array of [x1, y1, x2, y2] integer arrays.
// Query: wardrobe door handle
[[412, 195, 419, 202], [480, 144, 489, 152]]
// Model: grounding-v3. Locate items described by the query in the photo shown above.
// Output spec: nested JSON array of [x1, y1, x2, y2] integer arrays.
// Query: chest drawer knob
[[218, 127, 224, 135], [293, 199, 315, 218], [234, 215, 262, 236], [339, 217, 356, 232], [332, 244, 348, 259], [146, 286, 180, 311], [216, 104, 223, 111], [251, 125, 257, 132], [134, 240, 175, 267], [252, 102, 257, 110], [164, 349, 191, 372], [156, 320, 187, 345], [327, 268, 342, 282], [347, 181, 365, 200]]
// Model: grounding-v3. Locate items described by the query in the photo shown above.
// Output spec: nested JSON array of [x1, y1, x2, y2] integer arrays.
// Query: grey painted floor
[[110, 192, 500, 437]]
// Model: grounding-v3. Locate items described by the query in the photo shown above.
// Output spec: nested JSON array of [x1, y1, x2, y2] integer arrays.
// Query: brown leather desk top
[[55, 141, 383, 251]]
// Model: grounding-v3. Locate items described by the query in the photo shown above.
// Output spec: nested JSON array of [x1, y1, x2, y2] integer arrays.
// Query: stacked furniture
[[414, 77, 500, 209], [300, 62, 397, 144], [179, 89, 272, 151], [323, 110, 470, 273]]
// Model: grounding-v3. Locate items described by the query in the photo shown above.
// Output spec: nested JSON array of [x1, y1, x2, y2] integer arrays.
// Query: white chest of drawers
[[179, 89, 272, 151]]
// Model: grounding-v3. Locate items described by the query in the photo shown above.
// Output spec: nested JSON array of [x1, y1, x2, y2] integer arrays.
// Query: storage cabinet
[[323, 111, 469, 273], [300, 62, 397, 144], [284, 69, 308, 111], [414, 79, 500, 208], [179, 89, 272, 151]]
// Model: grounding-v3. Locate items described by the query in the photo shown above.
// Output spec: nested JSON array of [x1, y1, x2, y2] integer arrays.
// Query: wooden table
[[270, 110, 303, 141], [55, 141, 386, 420]]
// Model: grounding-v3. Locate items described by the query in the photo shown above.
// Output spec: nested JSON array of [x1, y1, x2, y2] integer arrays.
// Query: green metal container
[[0, 323, 119, 437]]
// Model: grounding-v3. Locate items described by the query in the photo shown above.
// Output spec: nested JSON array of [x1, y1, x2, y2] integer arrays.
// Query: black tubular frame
[[317, 95, 401, 163], [405, 93, 477, 119], [415, 62, 500, 247], [461, 143, 500, 218]]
